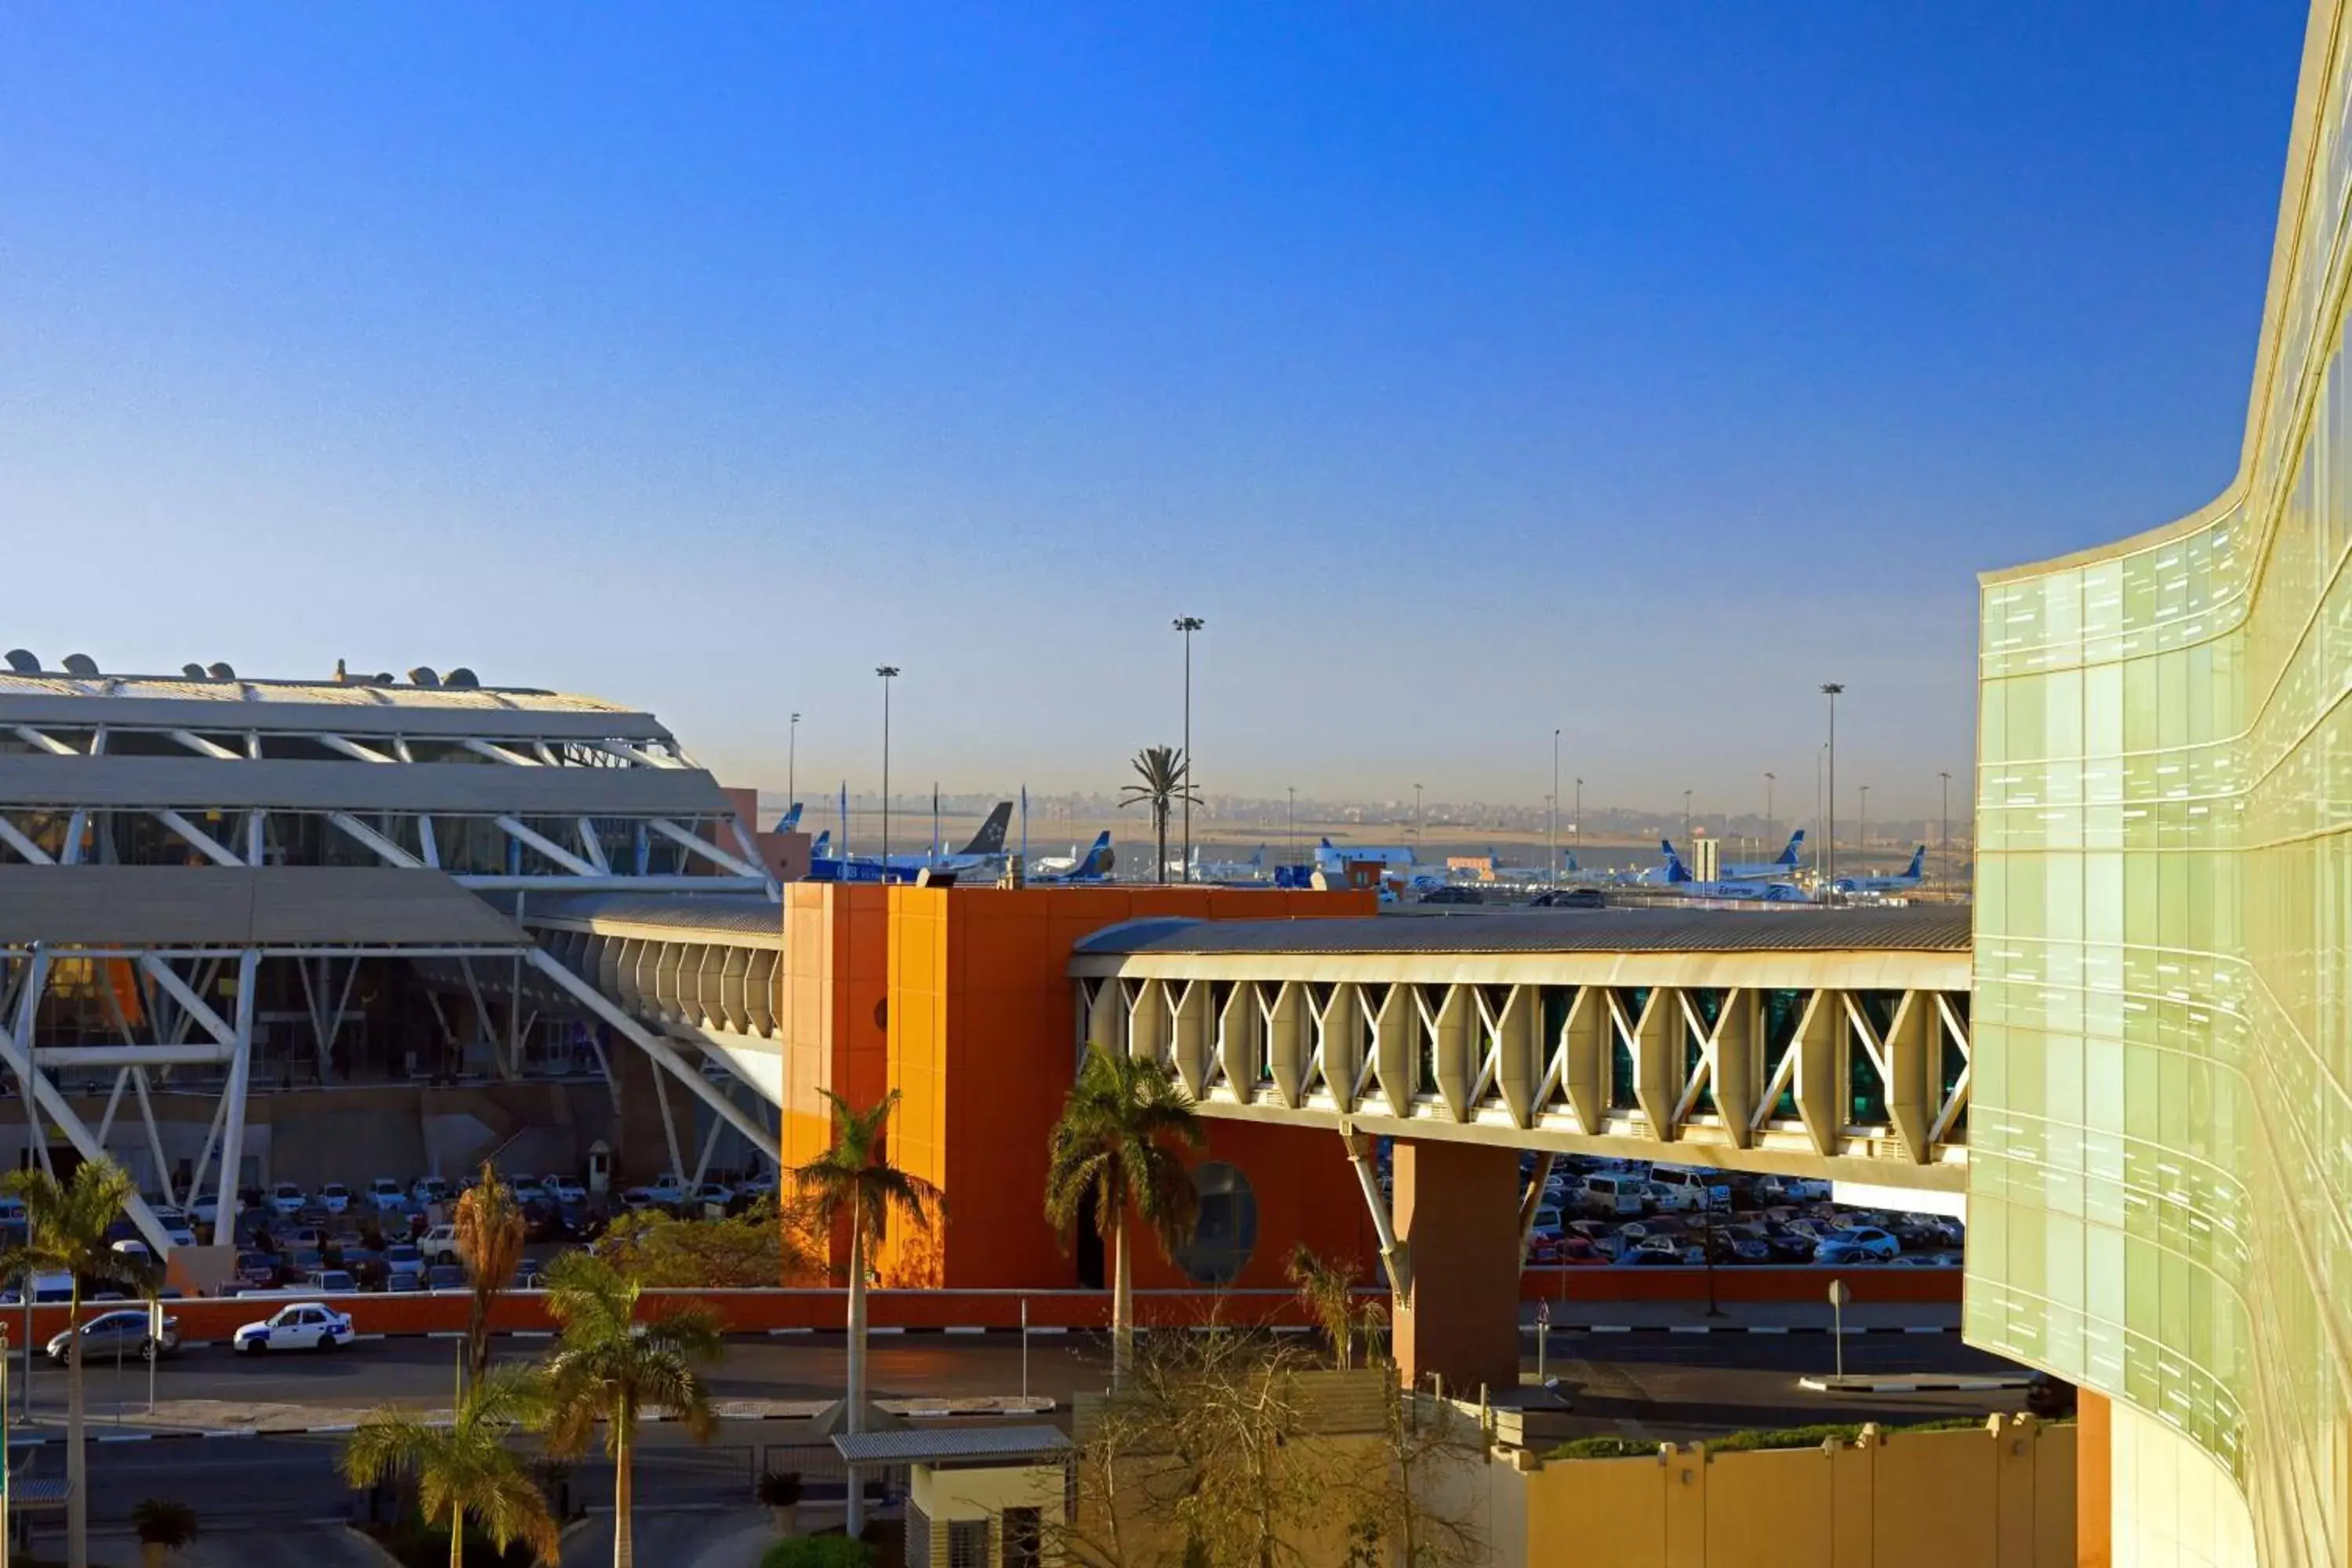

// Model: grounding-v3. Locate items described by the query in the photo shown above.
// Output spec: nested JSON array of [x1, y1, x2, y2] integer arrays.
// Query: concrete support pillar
[[1390, 1138, 1522, 1398]]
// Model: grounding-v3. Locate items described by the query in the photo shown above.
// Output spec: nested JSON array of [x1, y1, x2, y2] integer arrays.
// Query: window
[[1004, 1507, 1041, 1568], [1170, 1161, 1258, 1285], [948, 1518, 990, 1568]]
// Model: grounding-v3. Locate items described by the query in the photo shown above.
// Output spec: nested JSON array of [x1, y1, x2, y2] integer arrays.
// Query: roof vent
[[3, 650, 38, 673], [181, 663, 207, 679], [444, 666, 480, 689], [408, 666, 440, 688], [60, 654, 99, 677], [205, 662, 236, 681]]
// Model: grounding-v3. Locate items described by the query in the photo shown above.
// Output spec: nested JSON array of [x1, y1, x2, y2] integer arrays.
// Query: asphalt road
[[26, 1329, 2037, 1555]]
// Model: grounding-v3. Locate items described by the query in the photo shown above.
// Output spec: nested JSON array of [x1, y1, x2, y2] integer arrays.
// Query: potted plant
[[131, 1498, 198, 1567], [756, 1469, 804, 1535]]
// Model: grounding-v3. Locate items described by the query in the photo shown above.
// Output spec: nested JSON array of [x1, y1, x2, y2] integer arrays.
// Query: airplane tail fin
[[776, 803, 804, 833], [1905, 844, 1926, 878], [1078, 831, 1113, 879], [811, 830, 831, 859], [1661, 839, 1692, 884], [958, 801, 1014, 857], [1565, 852, 1579, 873], [1777, 829, 1805, 866]]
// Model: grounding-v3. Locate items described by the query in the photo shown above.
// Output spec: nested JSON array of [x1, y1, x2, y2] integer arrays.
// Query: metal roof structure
[[524, 891, 786, 943], [0, 866, 530, 947], [831, 1425, 1072, 1466], [1073, 905, 1972, 959]]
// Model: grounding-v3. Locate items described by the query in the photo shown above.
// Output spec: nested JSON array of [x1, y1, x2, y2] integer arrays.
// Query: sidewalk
[[1519, 1298, 1960, 1333]]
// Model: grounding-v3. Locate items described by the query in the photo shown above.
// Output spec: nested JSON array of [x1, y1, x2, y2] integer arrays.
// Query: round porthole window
[[1173, 1161, 1258, 1287]]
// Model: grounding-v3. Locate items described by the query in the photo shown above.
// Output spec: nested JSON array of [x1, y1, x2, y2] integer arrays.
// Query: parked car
[[316, 1182, 352, 1214], [367, 1178, 409, 1212], [521, 1201, 574, 1244], [411, 1177, 452, 1207], [383, 1243, 426, 1288], [1814, 1227, 1902, 1265], [1417, 886, 1483, 906], [419, 1224, 463, 1266], [304, 1269, 358, 1294], [1613, 1239, 1686, 1265], [234, 1301, 354, 1353], [235, 1251, 278, 1288], [1648, 1167, 1731, 1212], [695, 1182, 737, 1219], [267, 1183, 307, 1218], [49, 1308, 179, 1364], [425, 1265, 467, 1293], [1530, 888, 1605, 909], [507, 1176, 550, 1204], [548, 1175, 588, 1205], [1580, 1174, 1648, 1216]]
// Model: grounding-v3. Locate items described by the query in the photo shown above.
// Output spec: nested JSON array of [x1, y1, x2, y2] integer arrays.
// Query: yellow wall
[[1516, 1417, 2073, 1568]]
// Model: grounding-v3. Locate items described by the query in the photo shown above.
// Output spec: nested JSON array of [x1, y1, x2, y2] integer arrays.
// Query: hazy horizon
[[1, 4, 2304, 820]]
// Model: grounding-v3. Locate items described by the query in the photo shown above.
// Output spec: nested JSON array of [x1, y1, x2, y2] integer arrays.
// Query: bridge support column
[[1391, 1139, 1521, 1399]]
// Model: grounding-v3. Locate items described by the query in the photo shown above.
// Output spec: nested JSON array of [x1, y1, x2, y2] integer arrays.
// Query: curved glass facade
[[1970, 5, 2352, 1562]]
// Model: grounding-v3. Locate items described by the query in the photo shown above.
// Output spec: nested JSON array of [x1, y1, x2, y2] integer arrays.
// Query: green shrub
[[760, 1535, 876, 1568], [131, 1498, 199, 1548], [1708, 1422, 1867, 1452], [1544, 1436, 1661, 1460]]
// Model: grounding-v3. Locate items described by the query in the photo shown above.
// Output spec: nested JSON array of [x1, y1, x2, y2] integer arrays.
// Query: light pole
[[1939, 770, 1952, 896], [1551, 728, 1562, 887], [1764, 771, 1776, 850], [1820, 684, 1844, 887], [788, 711, 800, 814], [1682, 789, 1693, 850], [1287, 786, 1297, 868], [876, 668, 899, 878], [1573, 779, 1583, 860], [1859, 785, 1870, 867], [1173, 617, 1203, 881], [1414, 783, 1424, 845]]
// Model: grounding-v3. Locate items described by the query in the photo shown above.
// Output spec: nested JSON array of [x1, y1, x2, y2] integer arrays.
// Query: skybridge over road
[[1069, 905, 1975, 1192]]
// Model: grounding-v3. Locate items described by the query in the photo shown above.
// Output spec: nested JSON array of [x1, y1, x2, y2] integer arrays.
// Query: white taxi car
[[234, 1301, 354, 1354]]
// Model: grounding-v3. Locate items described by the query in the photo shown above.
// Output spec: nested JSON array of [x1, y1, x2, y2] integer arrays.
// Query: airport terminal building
[[1973, 2, 2352, 1563]]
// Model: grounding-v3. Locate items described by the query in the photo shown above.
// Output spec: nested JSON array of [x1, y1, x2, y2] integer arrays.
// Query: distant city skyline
[[0, 3, 2304, 816]]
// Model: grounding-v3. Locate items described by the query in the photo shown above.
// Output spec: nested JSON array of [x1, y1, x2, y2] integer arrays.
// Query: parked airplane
[[1832, 845, 1928, 895], [1031, 832, 1115, 883], [1657, 840, 1812, 902], [1724, 829, 1804, 880], [772, 803, 804, 834], [1173, 844, 1271, 882], [1312, 838, 1421, 873], [807, 802, 1017, 883]]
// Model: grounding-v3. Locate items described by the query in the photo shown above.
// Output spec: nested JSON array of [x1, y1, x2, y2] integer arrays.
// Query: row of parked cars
[[1523, 1156, 1964, 1268]]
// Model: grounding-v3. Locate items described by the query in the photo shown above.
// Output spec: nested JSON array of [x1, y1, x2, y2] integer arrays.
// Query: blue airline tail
[[1775, 829, 1805, 867], [811, 830, 830, 858], [775, 803, 804, 833], [1659, 839, 1693, 884], [1903, 844, 1926, 879], [1076, 831, 1112, 879]]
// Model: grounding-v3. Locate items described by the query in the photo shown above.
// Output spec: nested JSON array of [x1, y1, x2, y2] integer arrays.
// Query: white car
[[507, 1176, 550, 1204], [419, 1224, 463, 1266], [695, 1182, 735, 1218], [318, 1182, 354, 1214], [412, 1176, 452, 1207], [234, 1301, 354, 1354], [267, 1182, 306, 1218], [368, 1178, 409, 1212], [644, 1174, 688, 1207], [548, 1175, 587, 1205]]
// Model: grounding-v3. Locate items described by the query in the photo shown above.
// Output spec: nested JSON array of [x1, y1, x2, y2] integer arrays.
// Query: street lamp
[[1173, 617, 1204, 880], [1820, 684, 1844, 887], [1573, 779, 1584, 859], [788, 712, 800, 815], [1413, 784, 1424, 845], [876, 668, 900, 877], [1764, 771, 1775, 850], [1859, 784, 1870, 866], [1551, 728, 1562, 887], [1682, 789, 1693, 850], [1287, 786, 1297, 868]]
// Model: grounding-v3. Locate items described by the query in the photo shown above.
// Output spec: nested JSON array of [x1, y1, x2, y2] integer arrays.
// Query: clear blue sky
[[0, 3, 2304, 818]]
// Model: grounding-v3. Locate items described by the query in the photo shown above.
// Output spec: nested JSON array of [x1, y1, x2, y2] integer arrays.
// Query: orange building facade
[[775, 882, 1382, 1295]]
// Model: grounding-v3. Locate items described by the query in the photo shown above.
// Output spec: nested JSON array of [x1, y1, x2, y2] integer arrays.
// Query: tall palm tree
[[0, 1158, 160, 1568], [1120, 744, 1200, 884], [791, 1088, 941, 1537], [1044, 1044, 1206, 1385], [538, 1250, 721, 1568], [339, 1363, 558, 1568], [1286, 1243, 1370, 1370], [453, 1163, 524, 1388]]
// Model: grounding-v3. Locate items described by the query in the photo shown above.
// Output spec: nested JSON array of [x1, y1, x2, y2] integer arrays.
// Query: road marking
[[1749, 1326, 1791, 1334], [945, 1327, 987, 1335], [1668, 1326, 1711, 1334], [767, 1327, 813, 1336], [868, 1327, 906, 1335]]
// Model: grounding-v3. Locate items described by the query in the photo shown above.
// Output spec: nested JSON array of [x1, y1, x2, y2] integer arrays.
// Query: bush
[[1707, 1423, 1865, 1452], [755, 1470, 804, 1507], [1544, 1436, 1661, 1460], [760, 1535, 875, 1568], [131, 1498, 199, 1548]]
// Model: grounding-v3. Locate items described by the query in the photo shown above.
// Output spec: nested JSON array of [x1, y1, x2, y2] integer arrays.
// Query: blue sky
[[0, 3, 2305, 818]]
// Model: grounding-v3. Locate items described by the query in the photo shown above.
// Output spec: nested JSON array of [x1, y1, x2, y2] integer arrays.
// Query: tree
[[790, 1089, 942, 1537], [1286, 1244, 1382, 1372], [1119, 745, 1200, 884], [538, 1250, 723, 1568], [1336, 1381, 1488, 1568], [593, 1200, 805, 1288], [452, 1164, 524, 1388], [0, 1158, 161, 1568], [1044, 1044, 1206, 1386], [339, 1365, 558, 1568]]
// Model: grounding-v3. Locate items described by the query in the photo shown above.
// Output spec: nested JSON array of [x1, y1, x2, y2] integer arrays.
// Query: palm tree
[[791, 1089, 941, 1537], [0, 1158, 160, 1568], [1120, 744, 1200, 884], [538, 1250, 722, 1568], [1286, 1243, 1370, 1370], [1044, 1044, 1206, 1385], [339, 1364, 558, 1568], [453, 1163, 524, 1388]]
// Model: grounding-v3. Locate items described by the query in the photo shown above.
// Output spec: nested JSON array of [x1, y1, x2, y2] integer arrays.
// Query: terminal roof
[[522, 891, 785, 940], [831, 1425, 1072, 1466], [0, 867, 532, 947], [1072, 905, 1971, 958]]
